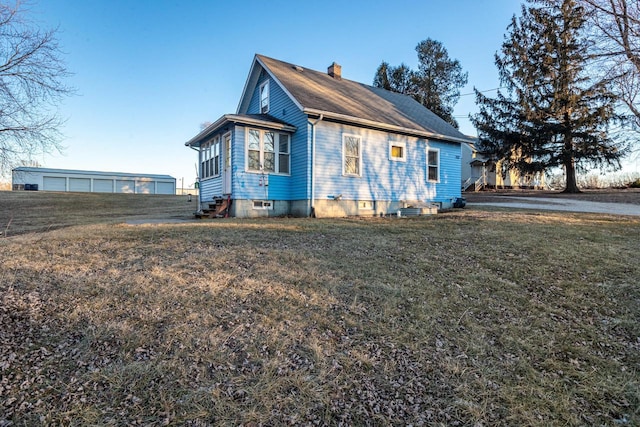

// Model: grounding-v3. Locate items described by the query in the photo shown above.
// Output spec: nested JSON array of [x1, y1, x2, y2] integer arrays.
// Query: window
[[212, 137, 220, 176], [278, 134, 290, 174], [389, 141, 406, 162], [248, 129, 261, 170], [427, 147, 440, 182], [246, 128, 290, 174], [343, 134, 362, 176], [201, 139, 217, 179], [260, 80, 269, 114], [201, 142, 208, 178], [200, 136, 221, 179], [263, 131, 275, 172], [253, 200, 273, 210], [358, 201, 374, 210]]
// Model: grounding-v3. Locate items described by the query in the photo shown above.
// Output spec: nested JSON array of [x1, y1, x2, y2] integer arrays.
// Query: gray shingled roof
[[257, 55, 471, 143]]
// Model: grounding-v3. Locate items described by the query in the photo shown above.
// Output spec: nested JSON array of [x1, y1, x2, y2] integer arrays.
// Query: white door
[[223, 132, 232, 194]]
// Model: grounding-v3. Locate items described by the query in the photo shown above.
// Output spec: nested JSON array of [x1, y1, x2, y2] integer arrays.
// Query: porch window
[[260, 80, 270, 114], [427, 147, 440, 182], [212, 136, 220, 176], [200, 142, 208, 178], [201, 136, 220, 179], [246, 128, 290, 174], [343, 134, 362, 176]]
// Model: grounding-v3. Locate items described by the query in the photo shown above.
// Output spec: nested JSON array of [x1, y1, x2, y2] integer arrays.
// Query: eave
[[185, 114, 297, 147], [303, 108, 473, 145]]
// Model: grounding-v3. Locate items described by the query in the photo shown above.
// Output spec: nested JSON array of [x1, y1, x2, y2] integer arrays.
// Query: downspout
[[309, 114, 323, 217], [189, 144, 202, 215]]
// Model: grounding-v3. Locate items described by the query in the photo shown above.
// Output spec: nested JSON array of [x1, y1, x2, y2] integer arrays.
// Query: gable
[[237, 57, 303, 115]]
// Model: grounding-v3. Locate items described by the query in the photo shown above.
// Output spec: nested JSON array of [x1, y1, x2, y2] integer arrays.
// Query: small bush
[[629, 178, 640, 188]]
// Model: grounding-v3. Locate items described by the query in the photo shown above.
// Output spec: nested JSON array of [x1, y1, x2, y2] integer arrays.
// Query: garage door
[[43, 176, 66, 191], [69, 178, 90, 192], [156, 182, 174, 195], [136, 180, 153, 194], [93, 179, 113, 193], [116, 180, 134, 193]]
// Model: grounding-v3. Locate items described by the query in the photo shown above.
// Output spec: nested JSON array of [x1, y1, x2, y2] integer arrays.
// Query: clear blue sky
[[34, 0, 525, 188]]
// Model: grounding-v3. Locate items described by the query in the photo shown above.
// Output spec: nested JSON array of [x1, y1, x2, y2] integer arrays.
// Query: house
[[461, 141, 546, 191], [461, 141, 495, 191], [11, 167, 176, 194], [185, 54, 473, 218]]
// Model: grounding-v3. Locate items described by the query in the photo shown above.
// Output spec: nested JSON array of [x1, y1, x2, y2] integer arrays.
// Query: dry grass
[[0, 193, 639, 425], [0, 191, 195, 236]]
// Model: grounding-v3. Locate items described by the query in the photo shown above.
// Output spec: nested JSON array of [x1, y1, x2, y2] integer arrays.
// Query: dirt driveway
[[465, 189, 640, 216]]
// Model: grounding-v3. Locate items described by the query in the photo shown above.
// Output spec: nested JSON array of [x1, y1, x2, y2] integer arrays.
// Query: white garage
[[12, 167, 176, 195]]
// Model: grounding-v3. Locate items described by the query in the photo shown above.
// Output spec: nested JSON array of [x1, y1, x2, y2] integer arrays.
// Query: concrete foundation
[[227, 198, 449, 218]]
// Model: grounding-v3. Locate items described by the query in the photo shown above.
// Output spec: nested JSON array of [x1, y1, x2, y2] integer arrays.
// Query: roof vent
[[293, 65, 304, 72], [328, 62, 341, 80]]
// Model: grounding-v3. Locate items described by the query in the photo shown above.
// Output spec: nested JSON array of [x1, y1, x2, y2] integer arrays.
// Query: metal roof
[[12, 167, 175, 180]]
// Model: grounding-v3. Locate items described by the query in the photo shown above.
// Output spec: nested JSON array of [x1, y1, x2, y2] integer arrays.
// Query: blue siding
[[221, 62, 462, 209], [236, 69, 309, 201], [200, 176, 222, 201], [313, 122, 461, 204]]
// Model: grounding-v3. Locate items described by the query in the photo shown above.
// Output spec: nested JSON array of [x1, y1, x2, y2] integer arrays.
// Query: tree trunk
[[563, 157, 581, 193], [562, 117, 581, 193]]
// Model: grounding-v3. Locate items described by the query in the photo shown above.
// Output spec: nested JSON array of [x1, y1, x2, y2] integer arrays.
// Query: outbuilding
[[11, 167, 176, 194]]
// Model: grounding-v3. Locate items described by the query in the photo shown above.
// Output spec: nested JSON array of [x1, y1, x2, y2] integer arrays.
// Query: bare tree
[[580, 0, 640, 128], [0, 1, 72, 177]]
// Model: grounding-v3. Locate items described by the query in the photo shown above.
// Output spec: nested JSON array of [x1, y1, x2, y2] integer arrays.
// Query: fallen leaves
[[0, 213, 638, 425]]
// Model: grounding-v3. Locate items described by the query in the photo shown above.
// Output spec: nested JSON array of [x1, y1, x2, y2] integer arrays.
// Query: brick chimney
[[328, 62, 342, 80]]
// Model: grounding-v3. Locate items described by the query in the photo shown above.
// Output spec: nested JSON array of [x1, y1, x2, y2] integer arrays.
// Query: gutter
[[308, 114, 323, 217], [303, 108, 473, 145]]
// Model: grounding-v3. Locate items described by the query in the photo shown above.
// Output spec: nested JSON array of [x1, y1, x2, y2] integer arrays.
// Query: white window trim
[[427, 147, 440, 183], [389, 141, 407, 162], [259, 80, 270, 114], [223, 132, 231, 173], [342, 133, 362, 177], [245, 128, 291, 176]]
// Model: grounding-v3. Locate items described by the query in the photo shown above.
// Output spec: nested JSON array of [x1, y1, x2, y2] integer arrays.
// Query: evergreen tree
[[373, 62, 416, 95], [413, 39, 468, 128], [373, 38, 467, 128], [472, 0, 624, 192]]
